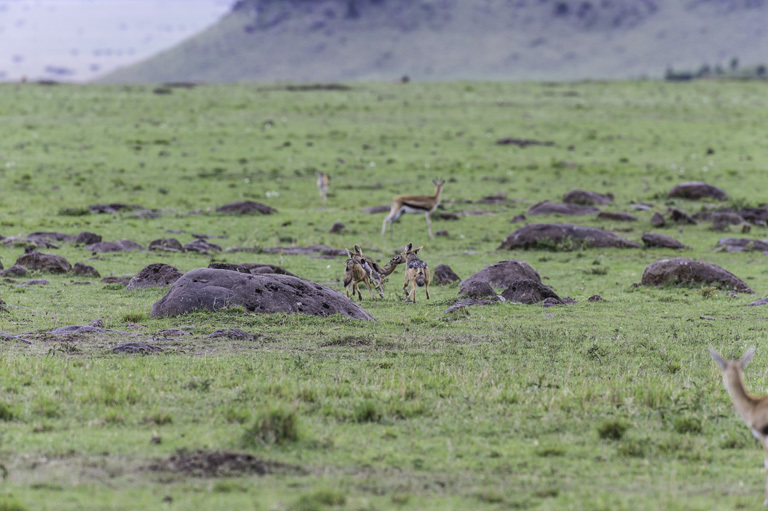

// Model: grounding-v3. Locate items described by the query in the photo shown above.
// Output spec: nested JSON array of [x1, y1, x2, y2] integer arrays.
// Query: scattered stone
[[630, 203, 653, 211], [495, 137, 554, 147], [192, 233, 228, 240], [113, 342, 163, 354], [48, 323, 135, 335], [694, 211, 745, 226], [562, 190, 614, 205], [739, 207, 768, 226], [501, 279, 560, 304], [132, 209, 161, 219], [20, 279, 49, 286], [149, 238, 183, 252], [641, 233, 687, 249], [183, 239, 222, 254], [435, 230, 450, 237], [436, 212, 460, 221], [363, 205, 391, 214], [208, 328, 255, 341], [2, 236, 58, 249], [597, 211, 637, 222], [748, 296, 768, 307], [208, 263, 296, 277], [150, 268, 374, 320], [15, 250, 71, 273], [158, 329, 191, 337], [444, 298, 499, 314], [499, 223, 641, 250], [261, 245, 347, 257], [716, 238, 768, 253], [641, 258, 753, 293], [329, 222, 345, 234], [542, 297, 566, 307], [650, 212, 666, 227], [511, 214, 526, 223], [668, 181, 727, 201], [460, 260, 541, 293], [588, 294, 603, 302], [216, 201, 276, 215], [100, 276, 133, 285], [700, 315, 715, 321], [126, 264, 184, 290], [73, 262, 101, 278], [528, 201, 600, 216], [75, 231, 102, 245], [87, 239, 144, 253], [667, 207, 697, 225], [0, 265, 27, 277], [478, 194, 508, 204], [432, 264, 460, 285]]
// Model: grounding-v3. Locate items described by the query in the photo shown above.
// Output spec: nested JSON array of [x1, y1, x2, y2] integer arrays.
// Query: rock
[[113, 342, 163, 354], [458, 281, 498, 299], [435, 230, 450, 237], [158, 329, 191, 337], [262, 245, 347, 256], [126, 264, 184, 290], [75, 231, 102, 245], [21, 279, 49, 286], [100, 276, 133, 285], [748, 297, 768, 307], [149, 238, 183, 252], [72, 262, 101, 278], [363, 205, 391, 214], [183, 239, 222, 254], [0, 265, 27, 277], [89, 203, 143, 214], [150, 268, 374, 320], [443, 298, 499, 313], [641, 258, 753, 293], [588, 294, 603, 302], [329, 222, 345, 233], [597, 211, 637, 222], [668, 207, 697, 225], [500, 279, 560, 304], [528, 201, 600, 216], [562, 189, 614, 205], [478, 194, 508, 204], [511, 214, 526, 223], [650, 212, 666, 227], [716, 238, 768, 253], [15, 250, 71, 273], [87, 239, 144, 253], [208, 262, 296, 277], [460, 260, 541, 295], [499, 223, 640, 250], [208, 328, 255, 341], [216, 201, 276, 215], [668, 181, 727, 201], [739, 207, 768, 226], [693, 210, 745, 226], [641, 233, 686, 249], [432, 264, 460, 285], [49, 324, 135, 335]]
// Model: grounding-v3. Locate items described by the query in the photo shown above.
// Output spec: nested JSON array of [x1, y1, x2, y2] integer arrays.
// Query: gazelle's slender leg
[[425, 212, 433, 238]]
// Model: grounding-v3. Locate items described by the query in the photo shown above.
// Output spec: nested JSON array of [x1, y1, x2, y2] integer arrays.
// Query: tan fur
[[343, 249, 375, 301], [381, 179, 445, 238], [317, 171, 329, 202], [400, 242, 430, 303], [710, 348, 768, 506]]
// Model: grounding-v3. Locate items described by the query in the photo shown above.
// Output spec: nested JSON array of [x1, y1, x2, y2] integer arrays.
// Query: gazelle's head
[[710, 348, 755, 387]]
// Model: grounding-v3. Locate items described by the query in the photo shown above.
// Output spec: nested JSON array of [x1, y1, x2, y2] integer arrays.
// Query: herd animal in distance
[[381, 179, 445, 239]]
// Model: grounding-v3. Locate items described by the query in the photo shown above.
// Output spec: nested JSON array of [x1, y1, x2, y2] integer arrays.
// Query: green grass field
[[2, 80, 768, 510]]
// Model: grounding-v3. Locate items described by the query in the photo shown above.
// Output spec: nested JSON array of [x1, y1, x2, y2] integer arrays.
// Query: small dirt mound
[[183, 239, 222, 254], [432, 264, 460, 285], [216, 201, 276, 215], [668, 181, 727, 201], [113, 342, 163, 354], [528, 201, 599, 216], [597, 211, 636, 222], [126, 264, 184, 290], [88, 203, 144, 214], [499, 223, 640, 250], [458, 281, 498, 299], [641, 258, 753, 293], [150, 268, 374, 320], [15, 250, 71, 273], [148, 449, 301, 478], [641, 233, 686, 249], [73, 262, 101, 278], [460, 260, 541, 294], [562, 189, 614, 205], [87, 239, 144, 253], [667, 207, 696, 225], [716, 238, 768, 253], [149, 238, 183, 252], [208, 328, 255, 341], [501, 279, 561, 304]]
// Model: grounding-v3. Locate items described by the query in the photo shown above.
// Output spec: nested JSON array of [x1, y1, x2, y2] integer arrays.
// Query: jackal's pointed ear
[[709, 348, 727, 371], [740, 347, 756, 368], [354, 244, 363, 255], [414, 246, 423, 255], [404, 242, 413, 252], [346, 249, 354, 258]]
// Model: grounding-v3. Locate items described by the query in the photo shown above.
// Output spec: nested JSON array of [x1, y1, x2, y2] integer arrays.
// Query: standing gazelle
[[401, 242, 430, 303], [381, 179, 445, 238], [317, 171, 330, 202], [710, 348, 768, 505]]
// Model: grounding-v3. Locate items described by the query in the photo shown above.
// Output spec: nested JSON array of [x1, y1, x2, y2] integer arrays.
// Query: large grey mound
[[499, 223, 641, 250], [150, 268, 374, 320], [459, 260, 541, 293], [641, 258, 753, 293]]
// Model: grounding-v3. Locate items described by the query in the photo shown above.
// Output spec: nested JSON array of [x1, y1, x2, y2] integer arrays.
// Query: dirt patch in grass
[[147, 449, 304, 478]]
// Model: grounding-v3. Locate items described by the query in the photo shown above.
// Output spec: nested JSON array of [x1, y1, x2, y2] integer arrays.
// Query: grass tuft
[[597, 418, 629, 441], [242, 407, 300, 446]]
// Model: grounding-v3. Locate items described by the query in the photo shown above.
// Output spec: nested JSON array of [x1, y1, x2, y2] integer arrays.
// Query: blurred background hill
[[4, 0, 768, 83]]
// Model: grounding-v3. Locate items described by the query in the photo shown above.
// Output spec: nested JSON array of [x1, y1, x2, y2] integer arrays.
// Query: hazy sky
[[0, 0, 234, 82]]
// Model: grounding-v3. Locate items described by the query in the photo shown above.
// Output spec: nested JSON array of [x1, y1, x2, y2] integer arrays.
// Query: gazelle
[[317, 171, 329, 202], [381, 179, 445, 238], [710, 348, 768, 505], [343, 247, 381, 301], [401, 242, 430, 303]]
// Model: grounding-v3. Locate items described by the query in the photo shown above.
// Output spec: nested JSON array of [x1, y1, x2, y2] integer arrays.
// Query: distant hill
[[99, 0, 768, 83]]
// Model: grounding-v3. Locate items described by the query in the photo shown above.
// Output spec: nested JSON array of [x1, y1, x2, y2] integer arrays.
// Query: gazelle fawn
[[401, 242, 430, 303], [317, 171, 330, 202], [381, 179, 445, 238], [343, 248, 378, 301], [710, 348, 768, 505]]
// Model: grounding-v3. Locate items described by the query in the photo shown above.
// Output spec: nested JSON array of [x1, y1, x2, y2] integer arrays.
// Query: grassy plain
[[2, 80, 768, 510]]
